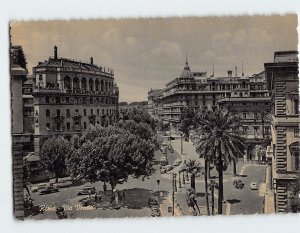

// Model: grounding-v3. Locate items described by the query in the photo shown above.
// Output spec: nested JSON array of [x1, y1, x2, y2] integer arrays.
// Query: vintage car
[[39, 186, 59, 195], [77, 186, 96, 195]]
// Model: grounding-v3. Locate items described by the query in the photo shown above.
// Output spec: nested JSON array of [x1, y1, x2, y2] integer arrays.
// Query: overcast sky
[[11, 15, 298, 102]]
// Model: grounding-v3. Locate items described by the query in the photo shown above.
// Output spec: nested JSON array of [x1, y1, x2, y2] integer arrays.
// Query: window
[[45, 96, 50, 103], [84, 122, 87, 129], [56, 109, 60, 116], [97, 121, 99, 125], [254, 112, 258, 119], [102, 109, 104, 115], [91, 109, 94, 115], [66, 97, 70, 104], [90, 98, 93, 104], [46, 109, 50, 117], [97, 109, 100, 116], [56, 97, 60, 104], [39, 74, 42, 80], [46, 123, 50, 131], [67, 122, 70, 130], [75, 109, 79, 114], [294, 128, 300, 137], [243, 113, 247, 119], [84, 109, 86, 116], [66, 109, 70, 118], [294, 99, 299, 114], [242, 126, 248, 133]]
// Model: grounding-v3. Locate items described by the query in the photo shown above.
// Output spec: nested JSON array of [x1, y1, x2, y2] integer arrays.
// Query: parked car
[[53, 180, 73, 188], [39, 186, 59, 195], [31, 183, 49, 193], [77, 186, 96, 195], [173, 159, 182, 167], [250, 182, 258, 190], [166, 165, 173, 171]]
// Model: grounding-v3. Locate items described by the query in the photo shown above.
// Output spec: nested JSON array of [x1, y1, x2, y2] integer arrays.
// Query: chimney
[[235, 66, 237, 77], [90, 57, 93, 65], [54, 45, 58, 59], [227, 70, 232, 78]]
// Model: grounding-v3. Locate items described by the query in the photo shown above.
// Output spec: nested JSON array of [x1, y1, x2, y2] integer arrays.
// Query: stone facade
[[149, 58, 272, 159], [32, 46, 119, 152], [265, 51, 300, 213]]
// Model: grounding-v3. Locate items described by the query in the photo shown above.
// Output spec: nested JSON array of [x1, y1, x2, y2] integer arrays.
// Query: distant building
[[265, 51, 299, 213], [32, 46, 119, 152], [148, 89, 163, 121]]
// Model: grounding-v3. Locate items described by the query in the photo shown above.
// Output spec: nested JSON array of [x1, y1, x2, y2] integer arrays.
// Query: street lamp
[[174, 173, 177, 192], [157, 179, 160, 195], [172, 173, 176, 216], [180, 132, 183, 155], [178, 171, 182, 188]]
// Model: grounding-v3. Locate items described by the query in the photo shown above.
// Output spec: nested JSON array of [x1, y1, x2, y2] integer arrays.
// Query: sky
[[11, 15, 298, 102]]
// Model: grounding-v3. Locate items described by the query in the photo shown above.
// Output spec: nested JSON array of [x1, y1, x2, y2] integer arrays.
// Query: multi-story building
[[148, 89, 163, 121], [149, 58, 272, 160], [32, 46, 119, 152], [265, 51, 299, 213]]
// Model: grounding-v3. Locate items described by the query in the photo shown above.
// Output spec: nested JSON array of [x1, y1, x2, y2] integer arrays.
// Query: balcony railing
[[73, 125, 82, 131]]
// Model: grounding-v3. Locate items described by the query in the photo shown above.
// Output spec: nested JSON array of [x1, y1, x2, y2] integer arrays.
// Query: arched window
[[81, 77, 87, 90], [95, 79, 99, 91], [89, 78, 94, 91], [73, 77, 79, 90], [100, 80, 104, 91], [64, 76, 71, 90]]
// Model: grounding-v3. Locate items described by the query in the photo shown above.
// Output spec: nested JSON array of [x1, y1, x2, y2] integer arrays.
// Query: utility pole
[[172, 173, 175, 216], [180, 132, 183, 155], [178, 171, 182, 188]]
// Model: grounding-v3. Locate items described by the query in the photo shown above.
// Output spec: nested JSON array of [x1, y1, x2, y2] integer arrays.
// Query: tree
[[185, 159, 203, 191], [204, 159, 210, 215], [119, 108, 156, 131], [67, 125, 156, 196], [39, 136, 72, 183], [195, 107, 246, 215], [179, 107, 196, 140]]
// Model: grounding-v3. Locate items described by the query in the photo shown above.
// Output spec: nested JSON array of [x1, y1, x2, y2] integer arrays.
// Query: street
[[26, 138, 267, 219]]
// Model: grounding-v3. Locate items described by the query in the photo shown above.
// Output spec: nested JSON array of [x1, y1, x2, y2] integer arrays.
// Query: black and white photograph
[[9, 14, 299, 220]]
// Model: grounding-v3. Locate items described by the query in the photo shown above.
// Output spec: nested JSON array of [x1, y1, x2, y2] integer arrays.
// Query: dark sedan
[[39, 186, 59, 195]]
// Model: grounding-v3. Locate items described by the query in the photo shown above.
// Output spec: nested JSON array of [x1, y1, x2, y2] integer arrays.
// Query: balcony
[[73, 125, 82, 131], [53, 115, 64, 123]]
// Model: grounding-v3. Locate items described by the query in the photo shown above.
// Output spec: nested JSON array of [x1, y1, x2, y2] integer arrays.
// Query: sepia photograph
[[10, 14, 299, 221]]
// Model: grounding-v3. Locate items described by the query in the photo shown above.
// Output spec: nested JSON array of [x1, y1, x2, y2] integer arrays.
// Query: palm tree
[[204, 159, 210, 215], [185, 159, 203, 191], [195, 108, 246, 215]]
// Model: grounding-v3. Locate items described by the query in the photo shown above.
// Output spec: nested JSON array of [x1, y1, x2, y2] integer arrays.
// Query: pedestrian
[[94, 193, 98, 202], [98, 191, 102, 202], [103, 182, 107, 193]]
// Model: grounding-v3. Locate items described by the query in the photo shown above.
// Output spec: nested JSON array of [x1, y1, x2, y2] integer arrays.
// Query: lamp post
[[174, 173, 177, 192], [172, 173, 175, 216], [157, 179, 160, 210], [178, 171, 182, 188], [180, 132, 183, 155], [169, 123, 172, 147]]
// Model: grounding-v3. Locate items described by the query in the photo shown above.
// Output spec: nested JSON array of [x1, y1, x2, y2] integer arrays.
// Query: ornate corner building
[[265, 51, 299, 213], [148, 57, 272, 160], [32, 46, 119, 152]]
